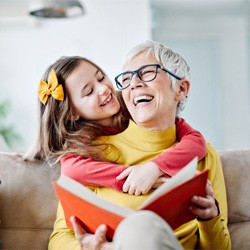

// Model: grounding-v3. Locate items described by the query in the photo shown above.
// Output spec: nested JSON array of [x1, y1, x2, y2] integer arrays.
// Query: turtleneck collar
[[119, 120, 177, 152]]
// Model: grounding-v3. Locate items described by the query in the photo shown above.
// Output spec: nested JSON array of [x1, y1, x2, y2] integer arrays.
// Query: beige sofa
[[1, 149, 250, 249]]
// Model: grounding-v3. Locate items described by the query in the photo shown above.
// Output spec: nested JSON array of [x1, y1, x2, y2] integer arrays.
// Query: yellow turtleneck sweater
[[49, 120, 231, 250]]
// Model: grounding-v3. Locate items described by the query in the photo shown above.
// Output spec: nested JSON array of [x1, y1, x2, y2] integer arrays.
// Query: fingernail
[[192, 195, 198, 201]]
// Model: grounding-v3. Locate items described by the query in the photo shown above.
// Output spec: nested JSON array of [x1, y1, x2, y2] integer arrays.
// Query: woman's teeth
[[133, 95, 153, 106]]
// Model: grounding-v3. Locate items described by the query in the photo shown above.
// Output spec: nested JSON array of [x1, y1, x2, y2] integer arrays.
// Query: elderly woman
[[49, 41, 231, 250]]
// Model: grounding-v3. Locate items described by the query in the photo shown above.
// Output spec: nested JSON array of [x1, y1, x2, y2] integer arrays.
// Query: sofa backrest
[[0, 152, 60, 249], [219, 149, 250, 249], [0, 150, 250, 249]]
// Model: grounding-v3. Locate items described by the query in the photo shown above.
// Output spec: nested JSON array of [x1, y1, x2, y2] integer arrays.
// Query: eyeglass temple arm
[[161, 66, 182, 80]]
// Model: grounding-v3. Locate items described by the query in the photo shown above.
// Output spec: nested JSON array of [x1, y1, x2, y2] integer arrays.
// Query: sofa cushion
[[0, 152, 60, 249]]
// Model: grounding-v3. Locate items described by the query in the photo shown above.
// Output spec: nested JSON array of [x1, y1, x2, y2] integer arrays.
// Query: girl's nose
[[98, 83, 109, 95]]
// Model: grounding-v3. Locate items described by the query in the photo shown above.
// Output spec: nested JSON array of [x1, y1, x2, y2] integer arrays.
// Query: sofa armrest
[[219, 149, 250, 249]]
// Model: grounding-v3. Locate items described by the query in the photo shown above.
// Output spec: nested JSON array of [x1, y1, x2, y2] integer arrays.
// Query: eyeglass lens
[[119, 65, 158, 88]]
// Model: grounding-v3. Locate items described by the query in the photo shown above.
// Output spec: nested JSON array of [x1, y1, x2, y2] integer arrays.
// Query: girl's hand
[[189, 180, 219, 220], [116, 161, 164, 195], [70, 216, 113, 250]]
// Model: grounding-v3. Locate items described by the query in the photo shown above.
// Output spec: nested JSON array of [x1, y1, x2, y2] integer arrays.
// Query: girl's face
[[64, 61, 120, 127]]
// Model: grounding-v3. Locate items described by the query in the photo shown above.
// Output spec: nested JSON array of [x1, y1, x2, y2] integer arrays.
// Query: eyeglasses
[[115, 64, 183, 90]]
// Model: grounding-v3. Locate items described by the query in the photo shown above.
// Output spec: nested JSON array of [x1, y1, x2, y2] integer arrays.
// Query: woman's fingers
[[189, 180, 219, 220]]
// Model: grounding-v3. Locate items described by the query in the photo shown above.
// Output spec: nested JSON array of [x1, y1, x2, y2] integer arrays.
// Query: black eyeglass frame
[[115, 64, 183, 90]]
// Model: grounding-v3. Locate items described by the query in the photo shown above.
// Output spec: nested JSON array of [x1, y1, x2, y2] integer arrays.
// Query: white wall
[[152, 1, 250, 150], [1, 0, 249, 152], [0, 0, 151, 151]]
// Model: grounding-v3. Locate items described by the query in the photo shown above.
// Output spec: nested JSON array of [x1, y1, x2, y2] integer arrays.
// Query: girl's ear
[[72, 114, 80, 121], [175, 79, 190, 101], [67, 113, 80, 121]]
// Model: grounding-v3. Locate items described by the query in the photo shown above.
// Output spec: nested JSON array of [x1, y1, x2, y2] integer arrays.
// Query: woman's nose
[[130, 74, 144, 90]]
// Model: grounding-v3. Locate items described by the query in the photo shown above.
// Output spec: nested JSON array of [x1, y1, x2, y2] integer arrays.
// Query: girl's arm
[[61, 155, 126, 192], [151, 117, 207, 176], [61, 117, 207, 194]]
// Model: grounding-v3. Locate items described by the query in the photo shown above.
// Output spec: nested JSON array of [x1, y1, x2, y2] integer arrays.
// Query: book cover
[[53, 157, 208, 239]]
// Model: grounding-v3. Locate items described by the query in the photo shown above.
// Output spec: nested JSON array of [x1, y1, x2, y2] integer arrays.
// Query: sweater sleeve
[[61, 155, 127, 192], [152, 117, 207, 176], [48, 203, 81, 250], [196, 143, 230, 249], [197, 214, 231, 249]]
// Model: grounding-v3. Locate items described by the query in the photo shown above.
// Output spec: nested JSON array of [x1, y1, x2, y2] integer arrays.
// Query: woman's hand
[[116, 161, 164, 195], [151, 176, 169, 188], [189, 180, 219, 220], [71, 216, 113, 250]]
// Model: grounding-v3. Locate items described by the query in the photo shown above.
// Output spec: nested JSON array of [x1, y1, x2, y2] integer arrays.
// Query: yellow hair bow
[[38, 68, 64, 105]]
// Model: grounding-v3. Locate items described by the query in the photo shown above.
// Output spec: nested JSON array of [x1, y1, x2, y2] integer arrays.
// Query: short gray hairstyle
[[123, 40, 191, 114]]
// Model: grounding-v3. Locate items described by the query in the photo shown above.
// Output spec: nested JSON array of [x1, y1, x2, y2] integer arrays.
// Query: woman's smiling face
[[121, 52, 180, 130], [65, 60, 120, 126]]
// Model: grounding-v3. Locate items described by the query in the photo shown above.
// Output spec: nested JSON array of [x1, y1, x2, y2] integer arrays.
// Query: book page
[[57, 175, 133, 217], [139, 157, 198, 208]]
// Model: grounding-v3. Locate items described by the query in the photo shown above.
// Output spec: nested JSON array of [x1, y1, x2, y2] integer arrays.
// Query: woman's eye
[[122, 77, 130, 85], [141, 70, 154, 76], [122, 74, 132, 84]]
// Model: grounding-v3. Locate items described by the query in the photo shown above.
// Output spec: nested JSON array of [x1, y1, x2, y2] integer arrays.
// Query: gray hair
[[123, 40, 191, 114]]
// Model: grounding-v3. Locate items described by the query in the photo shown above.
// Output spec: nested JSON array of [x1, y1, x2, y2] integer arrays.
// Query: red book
[[53, 157, 208, 240]]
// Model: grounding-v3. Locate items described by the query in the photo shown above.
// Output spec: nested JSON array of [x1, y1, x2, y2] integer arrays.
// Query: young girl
[[32, 55, 207, 195]]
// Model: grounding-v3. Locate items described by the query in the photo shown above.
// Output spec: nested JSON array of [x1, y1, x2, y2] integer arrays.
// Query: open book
[[53, 157, 208, 240]]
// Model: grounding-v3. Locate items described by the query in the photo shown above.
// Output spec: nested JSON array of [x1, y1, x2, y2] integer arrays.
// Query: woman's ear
[[175, 79, 190, 101]]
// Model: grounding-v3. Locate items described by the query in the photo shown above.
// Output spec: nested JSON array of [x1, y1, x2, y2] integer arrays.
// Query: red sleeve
[[152, 117, 207, 176], [60, 155, 127, 192]]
